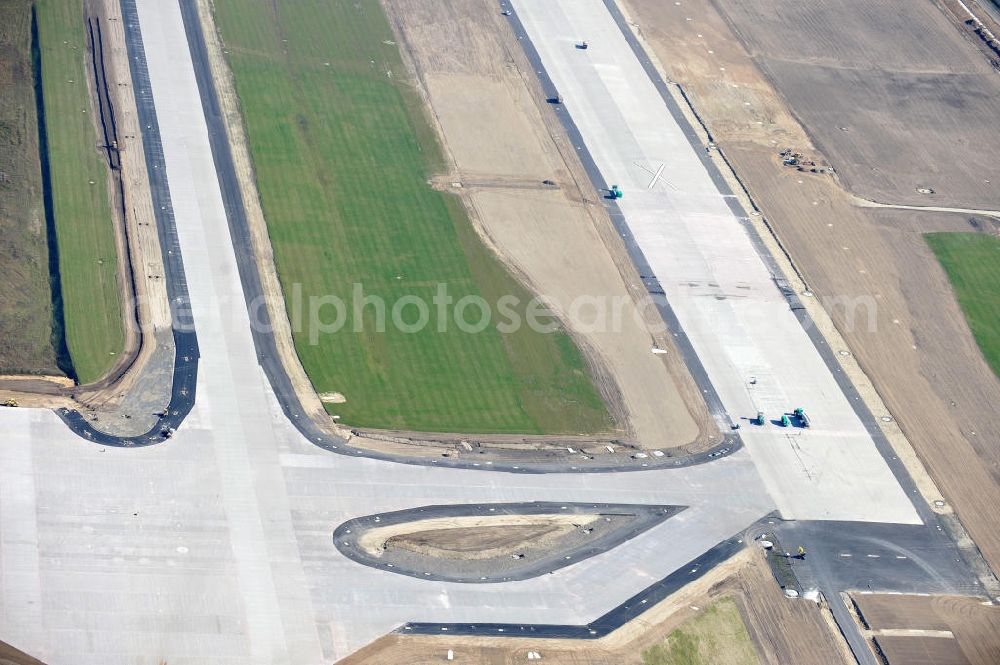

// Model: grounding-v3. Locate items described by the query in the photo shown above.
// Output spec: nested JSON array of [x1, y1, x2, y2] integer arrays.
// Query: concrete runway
[[510, 0, 919, 525], [0, 0, 981, 663]]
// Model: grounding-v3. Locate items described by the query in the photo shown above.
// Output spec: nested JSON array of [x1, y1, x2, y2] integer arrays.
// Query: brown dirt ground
[[388, 523, 579, 560], [620, 0, 1000, 574], [336, 547, 852, 664], [358, 514, 597, 560], [0, 638, 47, 665], [387, 524, 576, 558], [850, 593, 1000, 665], [874, 635, 972, 665], [379, 0, 715, 450]]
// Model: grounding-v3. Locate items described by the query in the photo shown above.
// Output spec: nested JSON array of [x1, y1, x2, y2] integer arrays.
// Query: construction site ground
[[620, 0, 1000, 573], [337, 547, 853, 665], [360, 514, 599, 560], [381, 0, 713, 450], [848, 592, 1000, 665]]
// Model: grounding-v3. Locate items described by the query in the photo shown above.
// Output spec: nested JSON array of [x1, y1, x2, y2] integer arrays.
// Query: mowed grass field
[[0, 0, 59, 375], [926, 232, 1000, 378], [36, 0, 123, 383], [212, 0, 610, 433]]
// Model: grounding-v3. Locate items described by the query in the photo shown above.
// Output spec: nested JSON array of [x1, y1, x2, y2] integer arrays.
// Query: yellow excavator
[[1, 398, 19, 408]]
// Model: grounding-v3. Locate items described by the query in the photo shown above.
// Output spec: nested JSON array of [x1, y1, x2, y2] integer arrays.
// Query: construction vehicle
[[794, 407, 811, 428], [754, 411, 766, 426], [577, 40, 589, 50], [780, 414, 791, 427], [609, 184, 623, 199], [1, 399, 18, 408]]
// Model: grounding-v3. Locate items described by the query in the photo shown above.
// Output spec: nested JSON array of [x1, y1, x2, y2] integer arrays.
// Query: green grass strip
[[213, 0, 609, 433], [36, 0, 123, 383], [926, 232, 1000, 378]]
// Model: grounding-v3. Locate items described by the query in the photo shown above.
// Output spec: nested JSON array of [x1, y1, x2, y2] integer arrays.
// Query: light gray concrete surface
[[0, 1, 775, 663], [511, 0, 919, 525]]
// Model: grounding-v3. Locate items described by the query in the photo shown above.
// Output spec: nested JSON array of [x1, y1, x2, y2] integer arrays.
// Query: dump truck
[[794, 407, 811, 428]]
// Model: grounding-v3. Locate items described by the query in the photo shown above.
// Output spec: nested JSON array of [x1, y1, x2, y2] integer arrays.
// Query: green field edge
[[0, 0, 62, 376], [925, 232, 1000, 379], [212, 0, 611, 434], [642, 598, 761, 665], [33, 0, 124, 384]]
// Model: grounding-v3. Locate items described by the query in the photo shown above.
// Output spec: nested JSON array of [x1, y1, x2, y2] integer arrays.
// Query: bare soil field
[[337, 548, 852, 664], [0, 638, 47, 665], [875, 635, 971, 665], [389, 523, 578, 559], [381, 0, 713, 449], [854, 593, 952, 631], [621, 0, 1000, 572], [851, 593, 1000, 665], [358, 514, 596, 560], [712, 0, 1000, 209]]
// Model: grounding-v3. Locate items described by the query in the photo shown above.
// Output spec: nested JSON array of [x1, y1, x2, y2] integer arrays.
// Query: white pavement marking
[[511, 0, 919, 524]]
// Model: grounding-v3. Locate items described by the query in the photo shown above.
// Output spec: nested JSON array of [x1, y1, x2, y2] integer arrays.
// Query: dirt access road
[[378, 0, 715, 450], [620, 0, 1000, 573]]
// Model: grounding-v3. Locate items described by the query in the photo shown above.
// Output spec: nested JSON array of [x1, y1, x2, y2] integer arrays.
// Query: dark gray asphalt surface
[[334, 502, 684, 583]]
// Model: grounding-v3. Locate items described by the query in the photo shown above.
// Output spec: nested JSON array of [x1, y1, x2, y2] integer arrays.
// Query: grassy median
[[35, 0, 123, 383], [212, 0, 610, 433], [926, 232, 1000, 378]]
